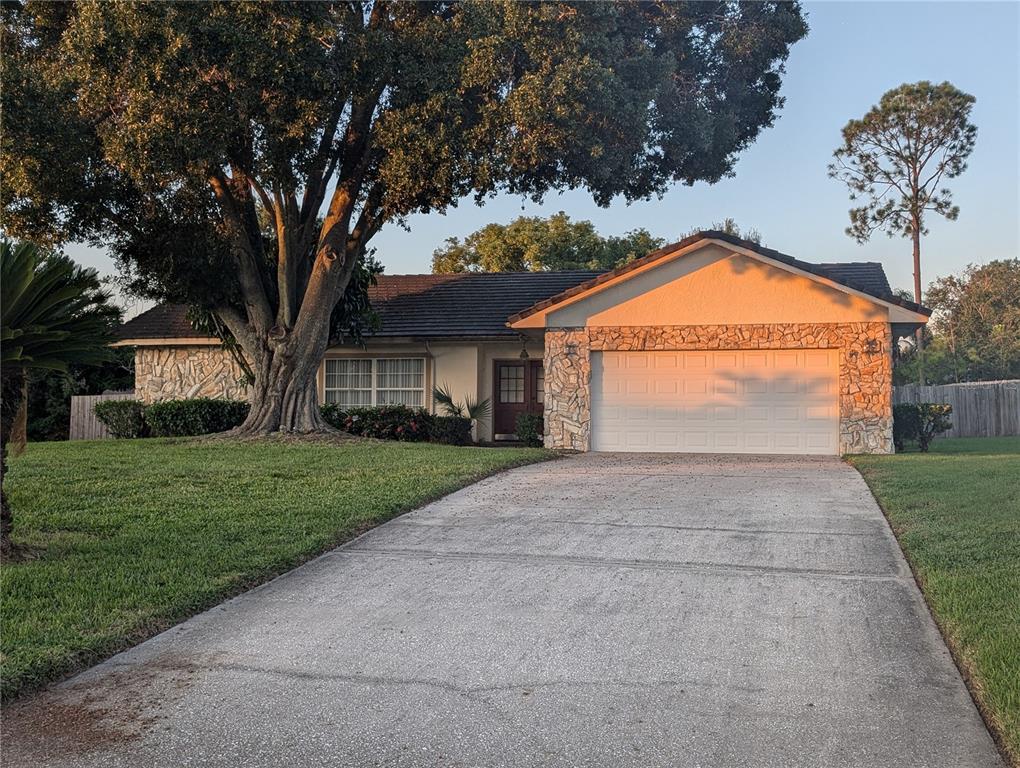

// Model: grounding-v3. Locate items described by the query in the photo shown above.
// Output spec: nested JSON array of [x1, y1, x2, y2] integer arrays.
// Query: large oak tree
[[2, 1, 807, 434]]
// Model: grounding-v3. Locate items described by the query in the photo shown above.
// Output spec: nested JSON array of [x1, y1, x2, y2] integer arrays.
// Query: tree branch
[[208, 171, 274, 333]]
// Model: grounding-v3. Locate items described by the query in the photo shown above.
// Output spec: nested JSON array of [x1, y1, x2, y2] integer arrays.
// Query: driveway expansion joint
[[342, 546, 907, 582]]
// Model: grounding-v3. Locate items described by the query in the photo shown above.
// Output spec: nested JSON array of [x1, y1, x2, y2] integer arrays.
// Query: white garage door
[[591, 350, 839, 455]]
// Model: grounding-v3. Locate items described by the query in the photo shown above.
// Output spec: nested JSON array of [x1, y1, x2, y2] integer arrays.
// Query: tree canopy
[[830, 82, 977, 246], [431, 214, 769, 273], [2, 0, 808, 432], [431, 212, 664, 273], [894, 260, 1020, 384], [829, 82, 976, 299]]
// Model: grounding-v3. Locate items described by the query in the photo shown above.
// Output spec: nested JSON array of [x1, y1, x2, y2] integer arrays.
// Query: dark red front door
[[493, 360, 543, 438]]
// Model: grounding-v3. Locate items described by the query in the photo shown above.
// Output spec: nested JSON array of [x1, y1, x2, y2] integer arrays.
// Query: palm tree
[[1, 241, 119, 556]]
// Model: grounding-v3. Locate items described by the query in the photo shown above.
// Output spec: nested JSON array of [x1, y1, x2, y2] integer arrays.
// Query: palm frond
[[432, 383, 464, 417], [1, 240, 119, 375], [464, 396, 491, 424]]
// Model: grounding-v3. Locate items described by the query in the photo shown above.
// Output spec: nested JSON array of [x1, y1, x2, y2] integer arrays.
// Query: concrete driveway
[[3, 454, 1002, 768]]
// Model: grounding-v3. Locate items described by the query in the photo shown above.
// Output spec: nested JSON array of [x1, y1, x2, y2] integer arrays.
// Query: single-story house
[[114, 231, 930, 454]]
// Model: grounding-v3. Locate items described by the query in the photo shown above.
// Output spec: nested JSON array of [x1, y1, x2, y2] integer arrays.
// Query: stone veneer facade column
[[543, 323, 893, 454], [135, 346, 251, 403]]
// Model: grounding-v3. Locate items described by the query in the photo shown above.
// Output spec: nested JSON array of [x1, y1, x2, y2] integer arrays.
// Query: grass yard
[[849, 437, 1020, 765], [0, 437, 552, 701]]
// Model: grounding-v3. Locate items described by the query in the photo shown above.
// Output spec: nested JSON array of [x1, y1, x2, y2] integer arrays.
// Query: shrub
[[319, 402, 347, 430], [145, 398, 250, 437], [892, 402, 952, 452], [892, 403, 920, 452], [515, 413, 544, 447], [328, 405, 433, 441], [430, 415, 473, 446], [94, 399, 147, 439], [916, 403, 953, 452]]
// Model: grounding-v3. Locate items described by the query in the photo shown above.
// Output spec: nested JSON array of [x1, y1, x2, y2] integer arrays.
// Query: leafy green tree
[[893, 260, 1020, 384], [927, 261, 1020, 382], [3, 1, 807, 434], [25, 348, 134, 442], [829, 81, 977, 371], [432, 212, 664, 273], [1, 241, 119, 556]]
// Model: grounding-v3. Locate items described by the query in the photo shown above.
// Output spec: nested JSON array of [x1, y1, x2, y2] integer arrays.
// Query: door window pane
[[499, 365, 525, 404]]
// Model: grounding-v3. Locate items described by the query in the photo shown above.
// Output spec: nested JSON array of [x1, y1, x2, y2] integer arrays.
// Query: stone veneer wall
[[544, 323, 893, 454], [135, 346, 251, 403]]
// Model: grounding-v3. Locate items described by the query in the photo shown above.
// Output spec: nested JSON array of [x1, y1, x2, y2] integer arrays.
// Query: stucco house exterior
[[114, 232, 930, 454]]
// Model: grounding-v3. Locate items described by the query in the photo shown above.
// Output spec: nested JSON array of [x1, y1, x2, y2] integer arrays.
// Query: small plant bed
[[848, 437, 1020, 765], [1, 438, 553, 701]]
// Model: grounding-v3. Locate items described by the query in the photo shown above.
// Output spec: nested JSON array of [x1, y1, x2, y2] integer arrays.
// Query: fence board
[[69, 392, 136, 440], [893, 380, 1020, 438]]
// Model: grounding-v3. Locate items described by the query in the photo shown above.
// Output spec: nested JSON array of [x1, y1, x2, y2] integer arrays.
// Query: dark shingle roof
[[116, 303, 202, 340], [117, 271, 601, 341], [814, 262, 892, 298], [116, 232, 927, 342], [364, 271, 601, 337]]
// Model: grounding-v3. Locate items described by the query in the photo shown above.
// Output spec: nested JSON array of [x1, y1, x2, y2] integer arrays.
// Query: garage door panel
[[591, 350, 839, 455]]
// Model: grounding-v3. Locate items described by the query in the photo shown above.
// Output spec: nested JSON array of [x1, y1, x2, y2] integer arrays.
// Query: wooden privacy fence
[[893, 380, 1020, 439], [69, 392, 136, 440]]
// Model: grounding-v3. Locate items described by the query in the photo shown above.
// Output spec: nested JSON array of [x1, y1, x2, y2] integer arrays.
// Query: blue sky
[[69, 1, 1018, 307]]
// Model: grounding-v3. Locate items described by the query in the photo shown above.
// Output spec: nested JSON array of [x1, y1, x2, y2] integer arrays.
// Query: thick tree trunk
[[231, 328, 334, 436], [240, 362, 329, 435], [1, 371, 25, 558]]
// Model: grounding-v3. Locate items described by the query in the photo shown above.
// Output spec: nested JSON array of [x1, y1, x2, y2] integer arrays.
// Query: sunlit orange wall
[[545, 247, 888, 327]]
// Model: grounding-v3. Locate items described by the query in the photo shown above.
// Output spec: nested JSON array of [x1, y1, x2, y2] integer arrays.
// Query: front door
[[493, 360, 544, 439]]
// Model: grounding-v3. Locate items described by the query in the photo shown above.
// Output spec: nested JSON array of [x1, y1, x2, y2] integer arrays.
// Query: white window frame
[[323, 357, 426, 408]]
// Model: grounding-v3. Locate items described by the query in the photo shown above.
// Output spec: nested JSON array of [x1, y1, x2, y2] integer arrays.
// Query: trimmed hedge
[[430, 415, 473, 446], [323, 404, 433, 442], [145, 398, 250, 437], [515, 413, 544, 447], [96, 399, 489, 446], [93, 400, 147, 439]]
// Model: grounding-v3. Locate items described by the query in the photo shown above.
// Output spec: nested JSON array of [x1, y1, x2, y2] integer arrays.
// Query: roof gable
[[507, 231, 930, 327], [539, 246, 889, 328]]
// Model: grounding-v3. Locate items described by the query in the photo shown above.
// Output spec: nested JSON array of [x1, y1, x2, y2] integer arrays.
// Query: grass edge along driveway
[[849, 437, 1020, 767], [1, 438, 554, 702]]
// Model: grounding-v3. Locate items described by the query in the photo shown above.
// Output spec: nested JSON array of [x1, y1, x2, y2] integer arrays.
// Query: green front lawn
[[849, 437, 1020, 765], [1, 438, 552, 701]]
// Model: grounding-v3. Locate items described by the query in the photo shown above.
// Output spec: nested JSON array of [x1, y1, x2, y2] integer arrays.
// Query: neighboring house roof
[[117, 271, 602, 341], [116, 303, 203, 340], [506, 231, 930, 325], [116, 231, 927, 343]]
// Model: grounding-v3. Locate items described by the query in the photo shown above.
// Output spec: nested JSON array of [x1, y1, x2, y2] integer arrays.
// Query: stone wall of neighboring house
[[134, 345, 250, 403], [544, 323, 893, 454]]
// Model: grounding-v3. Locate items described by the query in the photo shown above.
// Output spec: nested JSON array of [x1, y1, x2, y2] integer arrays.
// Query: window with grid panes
[[375, 358, 425, 406], [323, 358, 424, 407]]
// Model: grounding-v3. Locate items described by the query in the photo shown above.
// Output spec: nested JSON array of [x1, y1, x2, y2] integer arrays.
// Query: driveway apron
[[2, 454, 1002, 767]]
